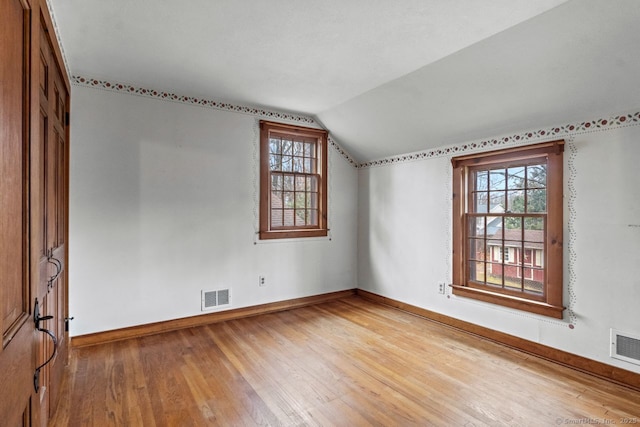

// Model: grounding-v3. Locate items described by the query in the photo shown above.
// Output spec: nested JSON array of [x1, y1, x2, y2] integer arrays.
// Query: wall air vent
[[610, 329, 640, 366], [201, 289, 231, 311]]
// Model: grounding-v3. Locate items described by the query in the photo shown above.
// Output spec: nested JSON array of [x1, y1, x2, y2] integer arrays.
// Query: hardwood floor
[[51, 296, 640, 426]]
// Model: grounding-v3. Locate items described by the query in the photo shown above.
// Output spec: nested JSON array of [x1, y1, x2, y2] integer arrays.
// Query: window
[[259, 120, 328, 239], [451, 140, 564, 318]]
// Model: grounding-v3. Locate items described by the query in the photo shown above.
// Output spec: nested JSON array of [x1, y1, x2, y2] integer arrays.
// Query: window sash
[[464, 212, 546, 301], [269, 171, 321, 230], [451, 140, 564, 318], [259, 120, 328, 239]]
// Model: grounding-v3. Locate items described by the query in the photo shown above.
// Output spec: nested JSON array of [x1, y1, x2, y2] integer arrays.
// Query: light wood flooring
[[51, 296, 640, 426]]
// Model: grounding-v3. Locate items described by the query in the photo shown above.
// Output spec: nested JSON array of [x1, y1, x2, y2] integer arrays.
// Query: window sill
[[258, 229, 329, 241], [450, 284, 565, 319]]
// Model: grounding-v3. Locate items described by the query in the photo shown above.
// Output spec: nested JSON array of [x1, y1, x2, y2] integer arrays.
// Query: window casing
[[259, 120, 328, 239], [451, 141, 564, 318]]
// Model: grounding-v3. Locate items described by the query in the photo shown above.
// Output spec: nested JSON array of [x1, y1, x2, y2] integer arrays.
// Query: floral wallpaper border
[[358, 111, 640, 168], [72, 75, 357, 166], [72, 75, 639, 170], [72, 75, 317, 123]]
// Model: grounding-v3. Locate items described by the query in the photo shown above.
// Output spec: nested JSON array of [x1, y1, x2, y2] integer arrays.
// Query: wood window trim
[[259, 120, 328, 240], [451, 140, 564, 319]]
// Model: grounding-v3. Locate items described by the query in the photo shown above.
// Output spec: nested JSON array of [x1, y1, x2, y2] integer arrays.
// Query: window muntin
[[451, 141, 564, 318], [259, 121, 328, 239]]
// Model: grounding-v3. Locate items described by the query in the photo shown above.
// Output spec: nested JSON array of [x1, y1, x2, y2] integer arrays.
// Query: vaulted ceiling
[[50, 0, 640, 162]]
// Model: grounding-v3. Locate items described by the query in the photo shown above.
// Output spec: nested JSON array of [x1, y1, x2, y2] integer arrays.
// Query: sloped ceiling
[[50, 0, 640, 163]]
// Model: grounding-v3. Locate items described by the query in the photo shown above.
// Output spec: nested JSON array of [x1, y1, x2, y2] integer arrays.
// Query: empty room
[[2, 0, 640, 425]]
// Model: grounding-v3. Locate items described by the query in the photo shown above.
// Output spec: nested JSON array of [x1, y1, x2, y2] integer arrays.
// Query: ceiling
[[50, 0, 640, 163]]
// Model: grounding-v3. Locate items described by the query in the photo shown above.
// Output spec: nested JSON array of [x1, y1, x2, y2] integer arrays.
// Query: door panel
[[37, 10, 70, 421], [1, 0, 69, 424], [0, 0, 34, 426]]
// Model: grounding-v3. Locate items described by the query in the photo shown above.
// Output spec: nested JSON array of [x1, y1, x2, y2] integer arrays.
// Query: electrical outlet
[[438, 283, 446, 294], [259, 276, 266, 287]]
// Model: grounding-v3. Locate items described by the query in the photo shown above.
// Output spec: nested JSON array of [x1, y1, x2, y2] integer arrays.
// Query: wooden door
[[1, 0, 70, 425], [0, 0, 35, 425], [36, 15, 70, 421]]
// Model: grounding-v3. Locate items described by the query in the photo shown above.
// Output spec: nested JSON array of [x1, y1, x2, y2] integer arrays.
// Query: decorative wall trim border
[[358, 111, 640, 168], [71, 76, 639, 170], [329, 136, 357, 167], [72, 75, 358, 167], [566, 140, 578, 326], [72, 75, 316, 124]]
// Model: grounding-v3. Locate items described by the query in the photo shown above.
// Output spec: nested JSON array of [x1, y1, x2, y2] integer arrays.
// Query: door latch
[[33, 298, 58, 393]]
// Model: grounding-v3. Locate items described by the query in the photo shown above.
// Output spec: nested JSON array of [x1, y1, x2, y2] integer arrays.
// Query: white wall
[[69, 85, 358, 336], [358, 123, 640, 374]]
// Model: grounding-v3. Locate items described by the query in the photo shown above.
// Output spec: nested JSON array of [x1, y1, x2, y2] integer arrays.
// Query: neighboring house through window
[[259, 120, 328, 239], [451, 141, 564, 318]]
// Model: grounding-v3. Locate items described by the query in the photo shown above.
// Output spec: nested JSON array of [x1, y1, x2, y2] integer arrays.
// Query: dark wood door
[[1, 1, 70, 425], [0, 1, 35, 425], [37, 16, 70, 420]]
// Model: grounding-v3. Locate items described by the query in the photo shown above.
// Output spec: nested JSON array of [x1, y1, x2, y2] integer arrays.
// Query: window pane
[[486, 263, 503, 286], [269, 154, 282, 171], [283, 209, 295, 226], [308, 192, 318, 209], [295, 192, 306, 208], [511, 247, 523, 267], [524, 268, 544, 295], [527, 165, 546, 188], [271, 174, 283, 191], [282, 139, 292, 156], [304, 142, 313, 157], [474, 192, 489, 213], [489, 169, 506, 191], [468, 261, 485, 283], [526, 189, 546, 212], [284, 175, 294, 191], [489, 191, 505, 212], [269, 137, 281, 154], [490, 244, 503, 262], [271, 208, 283, 227], [475, 171, 488, 191], [504, 216, 522, 233], [307, 176, 318, 192], [293, 141, 304, 156], [271, 190, 283, 205], [283, 192, 294, 208], [524, 216, 544, 232], [507, 167, 525, 190], [468, 238, 485, 261], [293, 157, 304, 172], [506, 191, 525, 213], [304, 158, 311, 173], [295, 209, 306, 226], [504, 262, 522, 291], [486, 217, 502, 239], [468, 216, 485, 238], [282, 156, 293, 172], [295, 176, 305, 191], [309, 209, 318, 226], [523, 248, 533, 265], [524, 220, 544, 241]]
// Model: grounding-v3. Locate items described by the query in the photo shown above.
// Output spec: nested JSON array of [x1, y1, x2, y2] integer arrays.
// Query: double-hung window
[[259, 121, 328, 239], [451, 141, 564, 318]]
